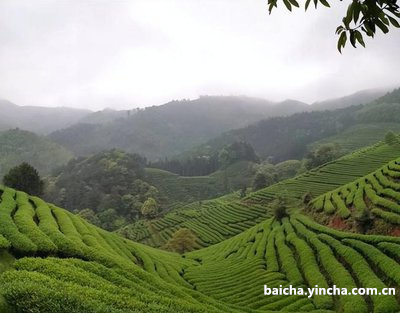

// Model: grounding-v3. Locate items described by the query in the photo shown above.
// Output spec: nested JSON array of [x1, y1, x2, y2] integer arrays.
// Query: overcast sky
[[0, 0, 399, 110]]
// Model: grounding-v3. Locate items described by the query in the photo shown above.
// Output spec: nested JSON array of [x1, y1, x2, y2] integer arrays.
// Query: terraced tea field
[[310, 156, 400, 231], [0, 186, 244, 312], [186, 215, 400, 313], [1, 184, 400, 312], [124, 141, 400, 248], [309, 123, 400, 155]]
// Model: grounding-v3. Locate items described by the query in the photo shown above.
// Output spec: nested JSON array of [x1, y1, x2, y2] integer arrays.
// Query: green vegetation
[[50, 96, 308, 159], [3, 163, 44, 196], [309, 123, 400, 156], [46, 150, 259, 230], [310, 155, 400, 235], [164, 228, 199, 253], [186, 215, 400, 312], [141, 197, 159, 218], [0, 129, 73, 178], [45, 150, 151, 230], [185, 89, 400, 164], [125, 140, 400, 248], [1, 182, 400, 312]]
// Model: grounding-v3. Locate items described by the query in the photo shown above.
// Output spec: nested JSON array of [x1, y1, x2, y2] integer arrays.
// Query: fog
[[0, 0, 399, 110]]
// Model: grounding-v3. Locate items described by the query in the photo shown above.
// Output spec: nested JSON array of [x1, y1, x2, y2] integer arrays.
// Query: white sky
[[0, 0, 399, 110]]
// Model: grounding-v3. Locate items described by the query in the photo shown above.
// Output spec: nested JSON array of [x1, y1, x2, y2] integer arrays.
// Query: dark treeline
[[149, 155, 219, 176], [149, 141, 259, 176]]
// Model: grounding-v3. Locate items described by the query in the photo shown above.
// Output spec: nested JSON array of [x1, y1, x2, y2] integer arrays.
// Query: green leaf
[[305, 0, 312, 10], [283, 0, 292, 11], [353, 3, 361, 24], [319, 0, 330, 8], [364, 21, 376, 37], [345, 2, 355, 26], [388, 15, 400, 28], [335, 25, 344, 35], [268, 3, 275, 14], [349, 31, 356, 48], [354, 30, 365, 48], [375, 19, 389, 33], [288, 0, 299, 8], [379, 14, 390, 26], [337, 31, 347, 53]]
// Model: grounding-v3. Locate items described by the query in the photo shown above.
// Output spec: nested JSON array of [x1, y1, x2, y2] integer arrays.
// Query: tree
[[3, 163, 44, 196], [141, 197, 159, 218], [305, 144, 339, 169], [272, 196, 288, 220], [267, 0, 400, 52], [77, 208, 101, 226], [253, 173, 268, 191], [385, 131, 399, 145], [164, 228, 198, 253]]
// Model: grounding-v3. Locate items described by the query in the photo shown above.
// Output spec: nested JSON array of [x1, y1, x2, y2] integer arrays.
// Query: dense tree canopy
[[150, 141, 259, 177], [3, 163, 44, 196], [268, 0, 400, 51], [44, 150, 158, 230]]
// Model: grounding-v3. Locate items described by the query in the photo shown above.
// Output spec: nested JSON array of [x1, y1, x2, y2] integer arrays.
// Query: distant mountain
[[78, 108, 136, 125], [49, 96, 309, 159], [312, 88, 388, 111], [0, 99, 91, 134], [181, 87, 400, 163], [0, 129, 73, 178]]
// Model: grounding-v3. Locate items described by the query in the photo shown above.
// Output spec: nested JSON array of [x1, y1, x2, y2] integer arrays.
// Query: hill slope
[[309, 153, 400, 235], [49, 96, 309, 159], [0, 99, 90, 134], [184, 88, 400, 163], [0, 129, 73, 178], [45, 150, 256, 230], [122, 140, 400, 248], [1, 185, 400, 312]]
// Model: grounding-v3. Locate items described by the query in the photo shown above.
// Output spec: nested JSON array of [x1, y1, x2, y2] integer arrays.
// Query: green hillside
[[309, 123, 400, 155], [0, 186, 240, 312], [1, 185, 400, 312], [45, 150, 256, 231], [183, 88, 400, 163], [49, 96, 308, 160], [145, 161, 256, 208], [186, 215, 400, 313], [0, 99, 90, 134], [309, 154, 400, 235], [0, 129, 73, 178], [123, 140, 400, 248]]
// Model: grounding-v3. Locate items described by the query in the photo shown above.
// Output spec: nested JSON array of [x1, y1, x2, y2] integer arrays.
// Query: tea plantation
[[124, 141, 400, 247], [310, 156, 400, 231], [1, 185, 400, 312]]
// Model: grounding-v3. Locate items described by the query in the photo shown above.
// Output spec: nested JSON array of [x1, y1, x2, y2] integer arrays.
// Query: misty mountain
[[78, 108, 137, 125], [49, 96, 309, 159], [0, 99, 91, 134], [180, 88, 400, 163], [312, 88, 388, 111], [0, 129, 73, 178]]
